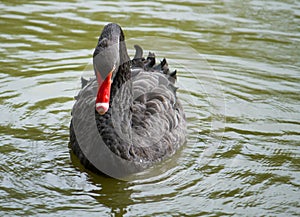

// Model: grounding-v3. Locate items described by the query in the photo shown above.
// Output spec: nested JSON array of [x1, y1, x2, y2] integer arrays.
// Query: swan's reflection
[[89, 175, 133, 217], [69, 150, 134, 217]]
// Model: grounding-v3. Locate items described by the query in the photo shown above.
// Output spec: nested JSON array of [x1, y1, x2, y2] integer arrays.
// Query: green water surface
[[0, 0, 299, 216]]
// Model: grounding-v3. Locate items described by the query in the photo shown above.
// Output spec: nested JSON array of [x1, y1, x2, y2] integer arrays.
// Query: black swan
[[69, 23, 186, 177]]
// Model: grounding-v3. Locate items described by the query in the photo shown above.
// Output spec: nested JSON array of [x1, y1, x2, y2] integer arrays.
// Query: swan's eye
[[99, 38, 108, 48]]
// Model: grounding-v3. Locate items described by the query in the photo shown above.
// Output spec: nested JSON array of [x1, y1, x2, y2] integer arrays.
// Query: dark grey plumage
[[69, 23, 186, 175]]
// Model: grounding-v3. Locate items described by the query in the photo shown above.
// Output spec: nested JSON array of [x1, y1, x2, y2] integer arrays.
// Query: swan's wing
[[128, 46, 186, 162], [130, 71, 186, 161]]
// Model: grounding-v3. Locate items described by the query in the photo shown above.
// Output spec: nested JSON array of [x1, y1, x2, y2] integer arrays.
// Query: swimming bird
[[69, 23, 186, 177]]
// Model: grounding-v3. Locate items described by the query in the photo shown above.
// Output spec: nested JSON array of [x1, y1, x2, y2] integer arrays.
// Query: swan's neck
[[110, 61, 131, 99], [96, 45, 134, 160], [109, 59, 133, 140]]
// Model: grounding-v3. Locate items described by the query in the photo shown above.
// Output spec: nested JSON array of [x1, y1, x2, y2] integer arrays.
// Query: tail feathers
[[134, 44, 143, 59], [131, 44, 178, 83], [81, 77, 89, 88]]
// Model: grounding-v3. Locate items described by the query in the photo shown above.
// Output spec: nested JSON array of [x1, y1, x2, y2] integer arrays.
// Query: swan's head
[[93, 23, 123, 115]]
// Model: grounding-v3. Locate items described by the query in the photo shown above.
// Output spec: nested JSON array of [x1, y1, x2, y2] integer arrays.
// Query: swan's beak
[[95, 65, 115, 115]]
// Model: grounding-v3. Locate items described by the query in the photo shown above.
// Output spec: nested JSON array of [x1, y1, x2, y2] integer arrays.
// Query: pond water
[[0, 0, 299, 216]]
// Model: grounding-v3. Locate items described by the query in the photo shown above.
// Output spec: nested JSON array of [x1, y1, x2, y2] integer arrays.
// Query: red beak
[[95, 66, 115, 115]]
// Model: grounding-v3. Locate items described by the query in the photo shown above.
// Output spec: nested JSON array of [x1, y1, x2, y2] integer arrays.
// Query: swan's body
[[69, 23, 186, 176]]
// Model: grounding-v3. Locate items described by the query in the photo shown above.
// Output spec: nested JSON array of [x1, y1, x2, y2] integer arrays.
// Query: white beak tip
[[96, 102, 109, 115]]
